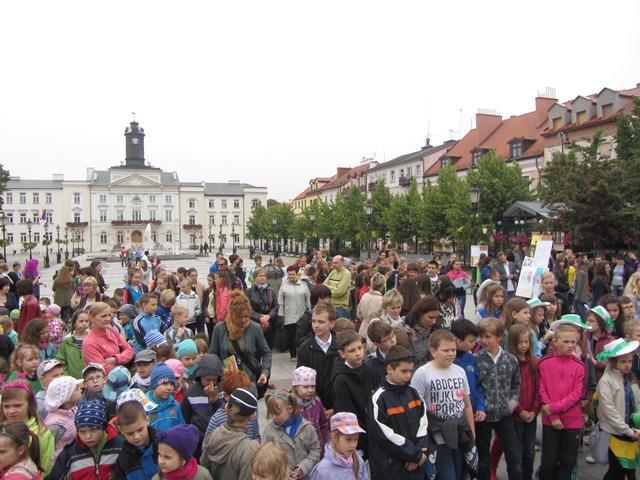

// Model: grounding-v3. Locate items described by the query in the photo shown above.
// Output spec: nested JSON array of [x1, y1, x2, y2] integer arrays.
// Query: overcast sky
[[1, 1, 639, 202]]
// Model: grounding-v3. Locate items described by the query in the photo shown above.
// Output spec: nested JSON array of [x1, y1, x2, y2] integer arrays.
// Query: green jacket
[[152, 465, 213, 480], [323, 268, 352, 309], [57, 334, 84, 379]]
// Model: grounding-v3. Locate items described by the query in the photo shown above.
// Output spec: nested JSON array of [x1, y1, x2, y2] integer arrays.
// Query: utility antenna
[[458, 108, 462, 138], [131, 112, 136, 122], [427, 98, 432, 140]]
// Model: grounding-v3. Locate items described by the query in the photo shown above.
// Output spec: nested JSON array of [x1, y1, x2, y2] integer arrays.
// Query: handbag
[[230, 338, 268, 399], [589, 426, 610, 465]]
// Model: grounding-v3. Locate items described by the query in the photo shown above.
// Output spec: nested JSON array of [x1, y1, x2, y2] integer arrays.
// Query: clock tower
[[124, 120, 146, 167]]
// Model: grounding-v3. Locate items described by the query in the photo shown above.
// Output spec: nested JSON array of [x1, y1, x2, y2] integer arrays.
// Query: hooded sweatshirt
[[202, 424, 258, 480], [182, 354, 224, 436], [146, 391, 185, 431]]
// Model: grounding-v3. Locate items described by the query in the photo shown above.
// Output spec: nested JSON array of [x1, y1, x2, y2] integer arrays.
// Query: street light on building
[[231, 224, 237, 254], [43, 222, 50, 268], [0, 211, 6, 262], [272, 218, 278, 256], [469, 186, 481, 264], [309, 213, 316, 255], [208, 223, 213, 254], [64, 226, 69, 260], [26, 220, 33, 260]]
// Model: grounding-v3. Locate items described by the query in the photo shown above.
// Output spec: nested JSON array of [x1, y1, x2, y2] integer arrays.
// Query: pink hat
[[46, 304, 62, 316], [292, 366, 316, 386], [330, 412, 366, 435], [165, 359, 185, 379]]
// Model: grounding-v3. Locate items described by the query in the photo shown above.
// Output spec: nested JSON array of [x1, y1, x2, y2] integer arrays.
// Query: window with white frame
[[390, 171, 395, 182], [166, 232, 172, 243], [149, 195, 156, 203], [100, 232, 108, 244], [149, 210, 156, 221], [251, 199, 259, 210], [45, 193, 52, 204], [116, 232, 124, 244], [6, 233, 13, 244], [188, 199, 196, 209], [188, 215, 196, 225], [45, 211, 53, 223], [165, 195, 172, 204], [416, 165, 421, 177], [6, 213, 13, 224], [45, 232, 52, 241], [151, 232, 157, 243], [208, 199, 215, 208], [73, 193, 80, 204], [233, 215, 240, 225], [222, 215, 227, 225], [209, 215, 215, 225], [116, 210, 124, 221], [132, 209, 141, 221], [19, 193, 26, 204], [20, 233, 26, 243], [165, 209, 172, 222], [221, 200, 227, 209], [73, 213, 81, 223], [99, 195, 107, 204], [116, 195, 124, 204], [32, 193, 39, 204], [99, 210, 107, 222], [19, 213, 27, 224], [5, 193, 12, 204], [33, 233, 40, 243], [234, 200, 240, 209], [32, 212, 39, 223], [510, 141, 523, 159], [190, 234, 196, 245]]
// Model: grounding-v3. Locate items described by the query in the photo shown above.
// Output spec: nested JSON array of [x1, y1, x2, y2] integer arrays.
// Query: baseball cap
[[82, 363, 106, 378], [37, 359, 64, 379], [330, 412, 366, 435], [134, 349, 157, 364]]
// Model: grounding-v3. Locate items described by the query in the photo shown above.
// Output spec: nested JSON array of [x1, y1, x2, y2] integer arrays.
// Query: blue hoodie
[[453, 350, 486, 414], [132, 312, 170, 352], [145, 391, 185, 431]]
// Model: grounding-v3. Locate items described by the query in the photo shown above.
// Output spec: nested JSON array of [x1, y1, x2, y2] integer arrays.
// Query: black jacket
[[368, 378, 428, 480], [112, 426, 158, 480], [294, 310, 312, 349], [331, 359, 376, 457], [182, 354, 224, 435], [297, 333, 339, 410], [365, 348, 386, 389], [246, 285, 279, 326]]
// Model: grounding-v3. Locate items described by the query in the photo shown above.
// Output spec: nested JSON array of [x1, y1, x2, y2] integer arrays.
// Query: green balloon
[[632, 412, 640, 429]]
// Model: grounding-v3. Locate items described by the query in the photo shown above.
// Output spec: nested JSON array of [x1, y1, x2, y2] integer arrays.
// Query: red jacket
[[82, 326, 134, 375], [18, 295, 40, 338], [538, 352, 586, 429], [513, 354, 540, 420], [586, 331, 614, 381]]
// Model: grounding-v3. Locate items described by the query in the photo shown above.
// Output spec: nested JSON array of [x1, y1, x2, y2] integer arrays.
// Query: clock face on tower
[[131, 138, 139, 145]]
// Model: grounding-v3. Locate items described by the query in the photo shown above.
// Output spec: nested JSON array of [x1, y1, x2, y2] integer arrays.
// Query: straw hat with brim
[[550, 314, 591, 331], [596, 338, 640, 361], [589, 305, 615, 331], [527, 298, 550, 309]]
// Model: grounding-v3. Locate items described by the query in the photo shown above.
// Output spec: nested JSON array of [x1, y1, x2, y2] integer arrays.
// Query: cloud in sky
[[1, 0, 639, 201]]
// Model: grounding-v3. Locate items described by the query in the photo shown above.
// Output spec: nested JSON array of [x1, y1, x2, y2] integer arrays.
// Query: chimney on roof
[[535, 87, 557, 126], [421, 137, 432, 150], [86, 168, 94, 181], [337, 167, 350, 177], [52, 174, 64, 181], [476, 109, 502, 145]]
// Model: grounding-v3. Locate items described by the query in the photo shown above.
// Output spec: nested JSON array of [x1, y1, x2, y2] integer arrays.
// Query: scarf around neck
[[162, 457, 198, 480], [331, 443, 354, 468], [283, 415, 303, 439]]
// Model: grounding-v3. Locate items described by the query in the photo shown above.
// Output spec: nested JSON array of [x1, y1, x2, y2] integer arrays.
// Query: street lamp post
[[0, 211, 6, 262], [56, 225, 61, 263], [43, 222, 50, 268], [365, 202, 373, 259], [231, 224, 237, 254], [309, 213, 316, 256], [26, 220, 33, 260], [64, 227, 69, 260], [218, 224, 223, 253], [208, 223, 213, 255], [199, 233, 203, 255], [272, 218, 278, 256], [469, 186, 481, 265]]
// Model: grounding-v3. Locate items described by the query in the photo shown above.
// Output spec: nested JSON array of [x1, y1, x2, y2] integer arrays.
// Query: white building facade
[[3, 121, 267, 254]]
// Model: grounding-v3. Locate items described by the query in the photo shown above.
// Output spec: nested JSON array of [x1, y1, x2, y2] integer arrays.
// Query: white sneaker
[[585, 455, 596, 464]]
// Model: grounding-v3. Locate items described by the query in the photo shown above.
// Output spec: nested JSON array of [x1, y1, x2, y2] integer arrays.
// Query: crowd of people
[[0, 244, 637, 479]]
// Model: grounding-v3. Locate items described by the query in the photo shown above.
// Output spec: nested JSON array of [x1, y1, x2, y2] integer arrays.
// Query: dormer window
[[440, 158, 451, 168], [471, 149, 486, 166], [510, 141, 523, 159], [552, 117, 563, 130], [602, 103, 613, 117], [576, 111, 587, 125]]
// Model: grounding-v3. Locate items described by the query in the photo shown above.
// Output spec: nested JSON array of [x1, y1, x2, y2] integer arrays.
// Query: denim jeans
[[513, 420, 536, 480], [435, 444, 465, 480], [476, 416, 523, 480]]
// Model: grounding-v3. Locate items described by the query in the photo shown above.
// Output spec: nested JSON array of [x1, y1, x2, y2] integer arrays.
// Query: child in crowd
[[475, 318, 522, 480], [43, 375, 84, 455], [176, 280, 201, 334], [0, 381, 55, 475], [132, 293, 168, 352], [365, 320, 397, 388], [411, 329, 476, 479], [310, 412, 369, 480], [43, 304, 66, 351], [131, 349, 157, 392], [503, 297, 541, 356], [540, 271, 556, 298], [527, 298, 549, 354], [2, 314, 18, 346], [144, 329, 169, 351], [152, 424, 212, 480], [56, 309, 89, 379], [202, 370, 260, 445], [117, 304, 138, 343], [156, 344, 176, 363], [193, 337, 208, 362], [202, 387, 259, 480], [262, 389, 321, 480], [177, 339, 199, 379], [620, 295, 637, 323], [181, 354, 223, 456], [331, 329, 375, 458], [251, 442, 289, 480], [474, 284, 505, 324], [490, 324, 540, 480], [146, 362, 185, 430], [451, 319, 487, 422], [156, 289, 176, 327], [23, 319, 56, 361], [368, 345, 428, 479], [538, 321, 586, 479], [624, 320, 640, 381], [600, 294, 625, 339], [292, 366, 330, 452], [82, 363, 106, 401], [49, 399, 124, 478], [595, 338, 640, 479], [381, 289, 404, 327], [104, 366, 133, 418], [334, 318, 355, 334], [34, 359, 64, 419], [114, 397, 159, 480], [8, 344, 41, 393], [113, 287, 126, 307], [165, 305, 193, 345], [586, 305, 616, 381], [297, 303, 338, 414], [0, 421, 43, 480], [163, 359, 186, 404]]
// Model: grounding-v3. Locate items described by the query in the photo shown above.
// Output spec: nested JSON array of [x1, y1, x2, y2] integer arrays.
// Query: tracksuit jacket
[[538, 351, 585, 429], [46, 424, 124, 480], [112, 426, 159, 480], [453, 350, 486, 414], [367, 378, 428, 480]]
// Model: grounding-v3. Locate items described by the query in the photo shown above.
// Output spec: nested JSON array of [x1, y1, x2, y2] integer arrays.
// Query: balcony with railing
[[183, 224, 203, 230], [66, 222, 89, 228], [399, 175, 413, 187], [111, 220, 161, 226]]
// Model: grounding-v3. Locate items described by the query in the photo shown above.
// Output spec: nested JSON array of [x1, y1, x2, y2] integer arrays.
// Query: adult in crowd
[[246, 268, 279, 349], [356, 272, 385, 334], [89, 260, 108, 294], [52, 263, 75, 321], [278, 265, 311, 360], [82, 302, 134, 374], [209, 291, 271, 398], [23, 259, 42, 300], [123, 269, 147, 305], [8, 262, 22, 293], [447, 258, 472, 313], [591, 260, 611, 307], [0, 277, 18, 312], [323, 255, 352, 319], [493, 251, 518, 301], [17, 279, 40, 338], [77, 277, 108, 310]]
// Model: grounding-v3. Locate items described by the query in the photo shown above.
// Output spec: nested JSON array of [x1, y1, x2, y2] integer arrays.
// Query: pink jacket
[[215, 287, 230, 322], [538, 352, 586, 429], [82, 326, 134, 374]]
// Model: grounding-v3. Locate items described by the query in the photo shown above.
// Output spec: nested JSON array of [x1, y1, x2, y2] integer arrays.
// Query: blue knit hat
[[177, 339, 197, 359], [144, 329, 167, 349], [150, 362, 176, 390], [75, 399, 107, 430]]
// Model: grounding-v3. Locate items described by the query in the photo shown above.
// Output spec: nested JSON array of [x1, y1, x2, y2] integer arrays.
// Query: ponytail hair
[[0, 421, 43, 472]]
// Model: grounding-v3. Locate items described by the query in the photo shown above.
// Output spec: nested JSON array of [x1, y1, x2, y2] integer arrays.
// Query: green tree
[[316, 201, 337, 251], [616, 97, 640, 160], [333, 186, 366, 253], [0, 164, 10, 201], [246, 204, 269, 241], [465, 151, 531, 226], [369, 181, 392, 243]]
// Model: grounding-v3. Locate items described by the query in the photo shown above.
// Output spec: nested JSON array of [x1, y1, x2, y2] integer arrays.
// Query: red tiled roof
[[424, 128, 479, 177], [317, 163, 372, 192], [292, 187, 311, 201]]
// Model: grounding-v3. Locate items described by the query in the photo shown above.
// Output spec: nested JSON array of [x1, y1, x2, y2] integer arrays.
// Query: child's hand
[[541, 404, 551, 416], [404, 462, 419, 471], [474, 411, 486, 422], [204, 382, 218, 399], [289, 466, 303, 480], [551, 418, 563, 430], [526, 412, 536, 423], [633, 430, 640, 440], [519, 410, 530, 422], [325, 409, 334, 420]]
